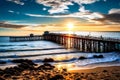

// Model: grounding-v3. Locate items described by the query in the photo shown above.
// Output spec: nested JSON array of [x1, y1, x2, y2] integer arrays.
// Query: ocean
[[0, 31, 120, 70]]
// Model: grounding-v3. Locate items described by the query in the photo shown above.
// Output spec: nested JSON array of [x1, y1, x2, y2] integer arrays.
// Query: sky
[[0, 0, 120, 36]]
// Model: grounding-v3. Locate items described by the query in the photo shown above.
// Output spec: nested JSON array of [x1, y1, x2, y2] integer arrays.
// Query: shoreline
[[70, 66, 120, 80], [0, 58, 120, 70], [70, 66, 120, 73]]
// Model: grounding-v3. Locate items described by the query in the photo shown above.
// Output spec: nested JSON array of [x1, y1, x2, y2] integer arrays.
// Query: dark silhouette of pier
[[10, 34, 43, 42], [9, 32, 120, 53]]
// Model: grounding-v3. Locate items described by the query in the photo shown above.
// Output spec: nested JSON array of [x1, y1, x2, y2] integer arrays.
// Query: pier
[[10, 34, 43, 42], [43, 33, 120, 53], [10, 32, 120, 53]]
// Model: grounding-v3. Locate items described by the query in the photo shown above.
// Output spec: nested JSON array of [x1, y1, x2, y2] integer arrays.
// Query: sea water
[[0, 31, 120, 70]]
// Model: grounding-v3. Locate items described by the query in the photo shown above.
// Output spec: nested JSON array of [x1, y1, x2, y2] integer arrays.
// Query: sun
[[67, 22, 74, 30]]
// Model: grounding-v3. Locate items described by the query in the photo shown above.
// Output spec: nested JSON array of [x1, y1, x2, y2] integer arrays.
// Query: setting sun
[[67, 23, 74, 30]]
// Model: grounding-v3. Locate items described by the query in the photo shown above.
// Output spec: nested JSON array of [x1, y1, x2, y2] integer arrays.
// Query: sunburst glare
[[67, 22, 74, 30]]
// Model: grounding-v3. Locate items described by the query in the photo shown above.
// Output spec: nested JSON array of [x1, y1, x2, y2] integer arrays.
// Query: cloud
[[36, 0, 73, 14], [93, 13, 120, 24], [73, 0, 99, 4], [25, 13, 43, 17], [7, 0, 24, 5], [48, 6, 68, 14], [25, 12, 103, 20], [8, 10, 14, 13], [103, 0, 107, 2], [7, 0, 100, 14], [78, 6, 89, 13], [43, 8, 47, 11], [109, 8, 120, 14], [0, 21, 26, 29], [25, 13, 72, 18], [104, 14, 120, 23], [24, 12, 104, 25], [90, 8, 120, 24], [36, 0, 99, 14], [8, 10, 20, 14]]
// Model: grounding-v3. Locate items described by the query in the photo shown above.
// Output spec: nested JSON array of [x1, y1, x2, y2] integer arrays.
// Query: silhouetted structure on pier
[[10, 31, 120, 52]]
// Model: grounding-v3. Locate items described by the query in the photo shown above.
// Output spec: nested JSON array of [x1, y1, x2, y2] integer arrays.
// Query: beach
[[0, 32, 120, 80], [1, 0, 120, 79], [0, 60, 120, 80], [71, 66, 120, 80]]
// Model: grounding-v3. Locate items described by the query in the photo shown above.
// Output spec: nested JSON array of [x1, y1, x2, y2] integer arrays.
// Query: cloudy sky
[[0, 0, 120, 36]]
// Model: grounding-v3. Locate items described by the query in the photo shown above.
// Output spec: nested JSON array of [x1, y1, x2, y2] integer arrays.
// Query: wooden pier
[[9, 32, 120, 53], [43, 33, 120, 53], [10, 34, 43, 42]]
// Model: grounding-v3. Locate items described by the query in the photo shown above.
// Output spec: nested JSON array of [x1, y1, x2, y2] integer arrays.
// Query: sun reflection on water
[[55, 63, 75, 71], [54, 55, 69, 61]]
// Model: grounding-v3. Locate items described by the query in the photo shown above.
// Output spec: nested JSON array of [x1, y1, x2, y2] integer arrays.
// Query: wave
[[0, 44, 28, 47], [0, 39, 120, 69], [0, 47, 64, 52], [0, 52, 120, 66]]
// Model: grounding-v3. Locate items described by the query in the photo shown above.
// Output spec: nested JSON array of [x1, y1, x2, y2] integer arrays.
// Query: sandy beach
[[0, 59, 120, 80], [71, 66, 120, 80]]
